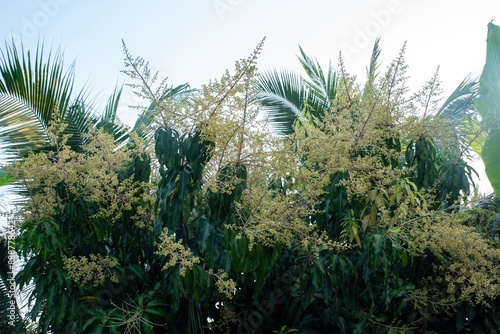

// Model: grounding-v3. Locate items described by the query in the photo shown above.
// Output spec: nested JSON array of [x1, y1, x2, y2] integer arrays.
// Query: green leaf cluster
[[2, 27, 500, 334]]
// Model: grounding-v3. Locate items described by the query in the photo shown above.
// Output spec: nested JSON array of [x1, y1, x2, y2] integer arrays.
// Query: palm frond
[[0, 41, 75, 123], [256, 68, 307, 135], [435, 75, 483, 153], [0, 93, 48, 155], [256, 47, 339, 135], [0, 41, 131, 157], [103, 85, 122, 124], [297, 46, 337, 118], [93, 86, 131, 145], [63, 100, 94, 150], [364, 37, 382, 97], [0, 41, 78, 158], [133, 83, 196, 141], [436, 75, 479, 120]]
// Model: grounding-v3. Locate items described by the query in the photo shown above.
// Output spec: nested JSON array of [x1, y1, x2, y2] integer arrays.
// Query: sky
[[1, 0, 499, 194]]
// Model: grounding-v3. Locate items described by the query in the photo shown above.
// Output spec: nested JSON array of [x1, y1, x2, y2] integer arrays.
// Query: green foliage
[[0, 169, 13, 186], [0, 41, 77, 155], [3, 30, 500, 334], [477, 22, 500, 196], [256, 37, 499, 333]]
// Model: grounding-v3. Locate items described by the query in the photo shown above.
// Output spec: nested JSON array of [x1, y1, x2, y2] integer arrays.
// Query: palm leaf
[[103, 85, 122, 124], [0, 41, 77, 158], [133, 83, 196, 141], [437, 75, 478, 120], [0, 93, 48, 155], [256, 68, 307, 135], [297, 46, 337, 118], [435, 75, 484, 153], [94, 86, 130, 144], [256, 46, 340, 135], [363, 37, 382, 98], [0, 41, 133, 158]]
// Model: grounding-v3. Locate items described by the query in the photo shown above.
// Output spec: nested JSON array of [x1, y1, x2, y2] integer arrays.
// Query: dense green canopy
[[1, 24, 500, 334]]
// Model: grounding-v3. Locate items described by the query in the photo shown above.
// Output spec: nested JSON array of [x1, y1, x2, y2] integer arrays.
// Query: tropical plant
[[0, 42, 86, 157], [5, 29, 500, 334], [476, 21, 500, 197], [256, 45, 337, 135], [0, 40, 150, 333], [7, 40, 279, 333], [256, 37, 500, 333]]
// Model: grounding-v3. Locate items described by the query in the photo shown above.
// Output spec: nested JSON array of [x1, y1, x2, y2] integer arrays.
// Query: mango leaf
[[196, 216, 210, 252], [477, 22, 500, 196]]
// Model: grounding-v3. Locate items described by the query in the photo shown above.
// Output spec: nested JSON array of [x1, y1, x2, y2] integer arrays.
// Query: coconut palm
[[0, 42, 129, 159], [0, 41, 131, 333], [0, 40, 199, 331], [256, 45, 338, 135], [257, 39, 480, 141], [256, 39, 481, 214]]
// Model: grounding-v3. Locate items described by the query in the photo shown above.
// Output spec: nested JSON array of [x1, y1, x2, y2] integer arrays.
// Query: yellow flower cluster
[[11, 121, 155, 227], [413, 212, 500, 306], [63, 254, 119, 287], [208, 268, 237, 300], [155, 228, 200, 276]]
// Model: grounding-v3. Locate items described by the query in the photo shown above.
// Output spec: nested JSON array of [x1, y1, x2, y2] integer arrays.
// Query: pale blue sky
[[2, 1, 498, 111], [1, 0, 499, 192]]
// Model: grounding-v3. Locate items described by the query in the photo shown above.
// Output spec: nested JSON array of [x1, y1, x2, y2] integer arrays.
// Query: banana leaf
[[476, 22, 500, 196]]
